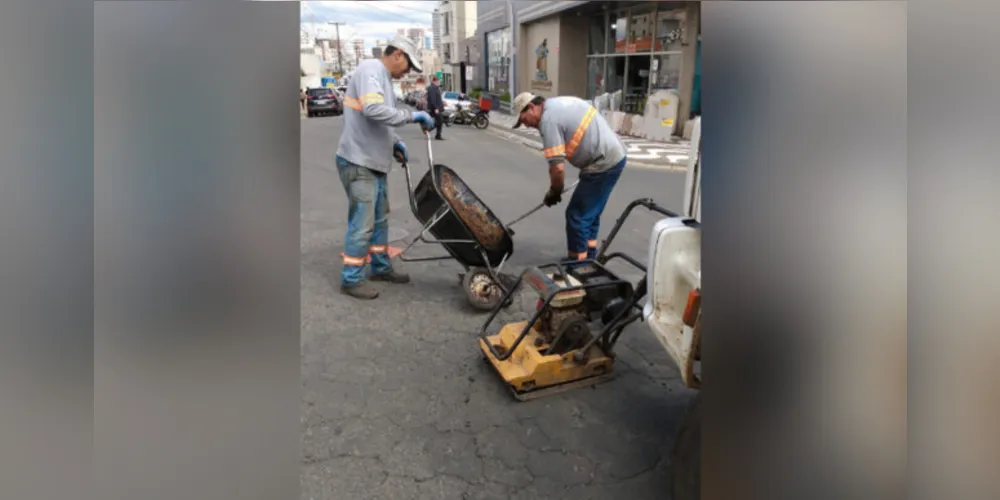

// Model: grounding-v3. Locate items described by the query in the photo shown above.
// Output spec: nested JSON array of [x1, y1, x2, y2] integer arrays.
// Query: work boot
[[370, 269, 411, 284], [340, 281, 380, 300]]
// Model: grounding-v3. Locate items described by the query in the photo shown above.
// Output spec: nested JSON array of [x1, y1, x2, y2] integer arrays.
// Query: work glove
[[410, 110, 436, 131], [393, 140, 408, 163], [543, 188, 562, 207]]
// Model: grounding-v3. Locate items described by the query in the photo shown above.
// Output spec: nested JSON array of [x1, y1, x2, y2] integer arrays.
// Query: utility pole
[[328, 22, 345, 74]]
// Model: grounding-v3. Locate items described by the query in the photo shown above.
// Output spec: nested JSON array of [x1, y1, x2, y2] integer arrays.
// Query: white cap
[[388, 35, 423, 73], [511, 92, 537, 128]]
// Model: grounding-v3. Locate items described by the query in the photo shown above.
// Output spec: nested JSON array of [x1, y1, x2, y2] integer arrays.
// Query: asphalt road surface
[[301, 115, 697, 500]]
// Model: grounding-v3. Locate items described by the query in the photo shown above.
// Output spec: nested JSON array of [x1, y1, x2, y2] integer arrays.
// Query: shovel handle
[[505, 180, 579, 235]]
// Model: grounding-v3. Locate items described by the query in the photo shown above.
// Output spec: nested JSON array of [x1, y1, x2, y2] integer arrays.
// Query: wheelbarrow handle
[[423, 128, 434, 168], [398, 127, 434, 217], [395, 127, 434, 167]]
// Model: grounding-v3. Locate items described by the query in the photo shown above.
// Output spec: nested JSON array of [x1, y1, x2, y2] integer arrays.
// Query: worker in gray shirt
[[336, 35, 435, 300], [511, 92, 627, 262]]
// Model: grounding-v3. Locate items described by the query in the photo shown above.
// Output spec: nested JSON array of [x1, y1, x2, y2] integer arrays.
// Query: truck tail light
[[682, 289, 701, 327]]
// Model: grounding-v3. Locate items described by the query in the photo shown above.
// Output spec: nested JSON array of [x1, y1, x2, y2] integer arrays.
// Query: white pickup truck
[[642, 116, 702, 500]]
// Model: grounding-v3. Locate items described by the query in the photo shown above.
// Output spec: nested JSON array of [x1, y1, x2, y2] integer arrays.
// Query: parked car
[[407, 90, 426, 110], [306, 88, 341, 117], [442, 91, 470, 111]]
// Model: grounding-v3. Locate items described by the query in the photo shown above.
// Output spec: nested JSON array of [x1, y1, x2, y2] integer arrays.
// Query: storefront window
[[611, 12, 628, 54], [655, 8, 685, 52], [606, 57, 625, 95], [621, 56, 649, 114], [588, 13, 608, 55], [486, 27, 511, 94], [651, 53, 682, 91], [582, 2, 691, 112], [586, 57, 605, 99], [627, 5, 655, 54], [607, 5, 649, 114]]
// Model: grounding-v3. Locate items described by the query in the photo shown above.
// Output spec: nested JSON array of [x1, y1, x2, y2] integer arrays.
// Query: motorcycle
[[443, 103, 490, 130]]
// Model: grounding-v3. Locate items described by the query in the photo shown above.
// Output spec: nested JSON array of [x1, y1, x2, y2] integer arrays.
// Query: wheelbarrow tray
[[412, 164, 513, 268]]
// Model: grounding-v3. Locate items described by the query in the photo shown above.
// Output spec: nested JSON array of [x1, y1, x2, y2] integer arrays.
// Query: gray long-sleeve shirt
[[336, 59, 415, 174], [538, 96, 626, 174]]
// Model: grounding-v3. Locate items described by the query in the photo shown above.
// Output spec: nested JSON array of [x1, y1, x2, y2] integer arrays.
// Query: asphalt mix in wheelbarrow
[[438, 168, 507, 252]]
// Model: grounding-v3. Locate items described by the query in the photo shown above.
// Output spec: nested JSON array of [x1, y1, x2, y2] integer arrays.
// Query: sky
[[300, 1, 435, 48]]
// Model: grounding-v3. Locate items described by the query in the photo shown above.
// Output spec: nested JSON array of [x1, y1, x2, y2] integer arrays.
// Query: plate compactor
[[477, 199, 678, 400]]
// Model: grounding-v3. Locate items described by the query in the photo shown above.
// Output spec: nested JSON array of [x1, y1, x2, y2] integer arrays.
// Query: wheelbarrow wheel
[[462, 267, 504, 312]]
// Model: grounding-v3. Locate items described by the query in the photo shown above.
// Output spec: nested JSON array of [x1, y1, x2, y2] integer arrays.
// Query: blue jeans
[[565, 157, 626, 260], [337, 156, 392, 286]]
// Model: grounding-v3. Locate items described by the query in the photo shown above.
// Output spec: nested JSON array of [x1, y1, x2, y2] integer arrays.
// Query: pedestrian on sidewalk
[[300, 88, 307, 115], [335, 35, 436, 300], [425, 76, 445, 140], [511, 92, 627, 262]]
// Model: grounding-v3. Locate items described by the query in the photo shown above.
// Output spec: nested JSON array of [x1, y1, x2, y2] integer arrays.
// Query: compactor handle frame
[[478, 261, 633, 361], [479, 198, 693, 363], [595, 198, 686, 267]]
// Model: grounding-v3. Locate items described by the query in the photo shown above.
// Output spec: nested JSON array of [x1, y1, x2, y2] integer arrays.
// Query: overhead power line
[[367, 1, 480, 24]]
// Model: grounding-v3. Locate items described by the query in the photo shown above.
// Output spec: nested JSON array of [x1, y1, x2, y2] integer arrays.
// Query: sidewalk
[[485, 111, 691, 171]]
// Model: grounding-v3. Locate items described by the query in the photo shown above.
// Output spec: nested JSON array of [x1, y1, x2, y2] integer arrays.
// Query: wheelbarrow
[[398, 130, 577, 311]]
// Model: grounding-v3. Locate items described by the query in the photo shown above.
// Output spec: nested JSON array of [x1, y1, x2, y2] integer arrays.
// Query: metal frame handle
[[478, 261, 631, 361], [400, 128, 436, 218], [596, 198, 680, 263]]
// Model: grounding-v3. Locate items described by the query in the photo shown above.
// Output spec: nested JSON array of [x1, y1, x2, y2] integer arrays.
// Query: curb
[[483, 126, 688, 172]]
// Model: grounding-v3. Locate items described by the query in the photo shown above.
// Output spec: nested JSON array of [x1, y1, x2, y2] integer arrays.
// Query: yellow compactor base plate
[[479, 320, 616, 401]]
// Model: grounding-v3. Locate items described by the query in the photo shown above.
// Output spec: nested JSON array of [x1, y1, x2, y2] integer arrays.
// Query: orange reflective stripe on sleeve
[[543, 144, 566, 159], [343, 254, 367, 266], [565, 106, 597, 159], [369, 245, 387, 254], [587, 239, 599, 249], [343, 96, 362, 111]]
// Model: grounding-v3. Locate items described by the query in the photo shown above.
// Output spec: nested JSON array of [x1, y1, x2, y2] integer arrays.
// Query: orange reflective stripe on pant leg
[[587, 239, 598, 249], [576, 252, 588, 261], [369, 245, 387, 254], [343, 254, 367, 266]]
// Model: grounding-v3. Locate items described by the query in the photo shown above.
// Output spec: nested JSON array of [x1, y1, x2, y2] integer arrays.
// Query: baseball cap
[[511, 92, 536, 129], [388, 35, 423, 73]]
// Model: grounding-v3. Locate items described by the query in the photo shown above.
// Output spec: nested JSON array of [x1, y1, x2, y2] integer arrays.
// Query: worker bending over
[[336, 36, 436, 300], [511, 92, 627, 262]]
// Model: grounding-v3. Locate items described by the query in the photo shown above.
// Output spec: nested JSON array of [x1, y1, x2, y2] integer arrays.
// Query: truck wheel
[[670, 392, 702, 500]]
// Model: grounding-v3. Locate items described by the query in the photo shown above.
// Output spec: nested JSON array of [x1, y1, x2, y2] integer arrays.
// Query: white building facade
[[432, 9, 441, 51], [437, 1, 478, 92]]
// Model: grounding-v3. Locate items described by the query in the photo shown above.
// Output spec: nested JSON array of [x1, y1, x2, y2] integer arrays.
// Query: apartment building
[[432, 9, 441, 51], [437, 1, 478, 92]]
